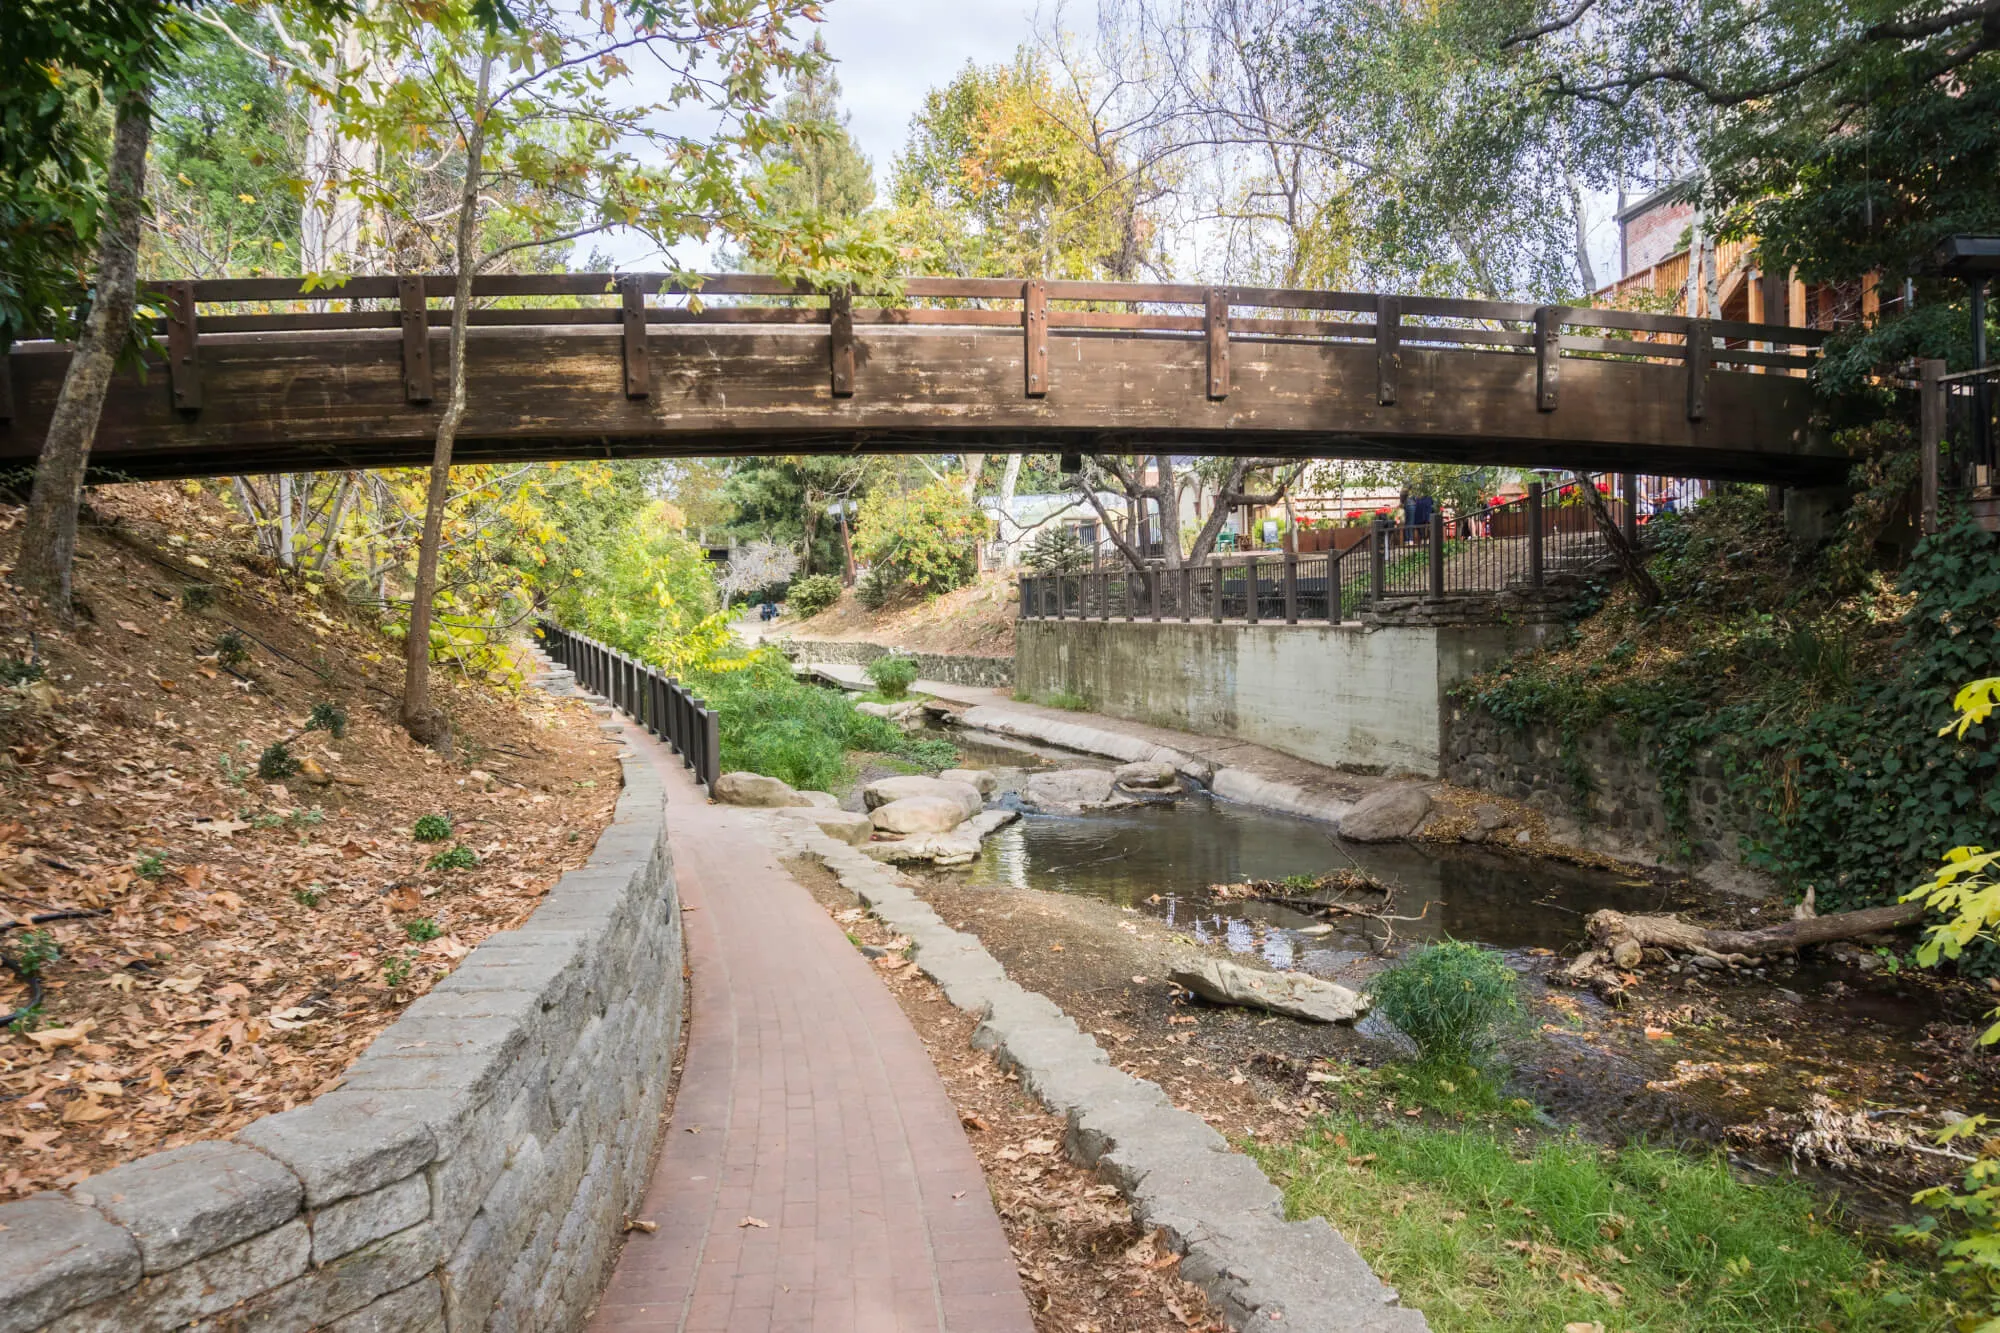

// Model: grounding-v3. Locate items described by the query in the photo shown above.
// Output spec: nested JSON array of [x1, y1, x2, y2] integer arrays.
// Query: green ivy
[[1461, 505, 2000, 923]]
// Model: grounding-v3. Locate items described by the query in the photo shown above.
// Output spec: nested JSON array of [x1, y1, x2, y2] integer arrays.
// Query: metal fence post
[[1211, 559, 1224, 623], [1283, 554, 1299, 623], [1369, 519, 1386, 605], [1245, 556, 1260, 624], [1429, 511, 1445, 598], [702, 706, 721, 790], [1179, 566, 1192, 623], [1018, 576, 1028, 619], [1527, 483, 1545, 589], [1922, 358, 1945, 534]]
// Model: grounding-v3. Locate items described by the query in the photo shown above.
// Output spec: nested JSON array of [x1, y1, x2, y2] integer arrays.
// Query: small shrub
[[427, 844, 478, 871], [788, 573, 843, 618], [855, 566, 894, 610], [180, 583, 215, 611], [134, 852, 168, 880], [8, 1003, 44, 1035], [381, 951, 414, 988], [1369, 940, 1520, 1070], [1045, 689, 1089, 711], [404, 917, 442, 943], [213, 629, 251, 670], [7, 929, 59, 979], [412, 814, 453, 843], [0, 658, 45, 686], [293, 885, 325, 908], [306, 701, 348, 739], [866, 654, 919, 699], [288, 807, 324, 828], [898, 736, 959, 772], [217, 747, 251, 789], [257, 741, 300, 780]]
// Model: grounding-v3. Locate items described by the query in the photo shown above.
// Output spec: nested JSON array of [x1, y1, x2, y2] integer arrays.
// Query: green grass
[[1043, 689, 1090, 711], [1252, 1114, 1947, 1333]]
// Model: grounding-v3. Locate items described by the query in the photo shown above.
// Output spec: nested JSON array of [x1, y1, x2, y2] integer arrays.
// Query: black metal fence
[[537, 621, 721, 792], [1019, 472, 1664, 623]]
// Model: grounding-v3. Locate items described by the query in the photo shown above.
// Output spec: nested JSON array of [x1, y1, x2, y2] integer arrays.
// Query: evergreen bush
[[1370, 941, 1519, 1069], [789, 573, 842, 617]]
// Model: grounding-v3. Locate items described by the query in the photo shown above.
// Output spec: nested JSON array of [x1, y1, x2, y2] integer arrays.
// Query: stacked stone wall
[[0, 743, 681, 1333], [777, 638, 1013, 688]]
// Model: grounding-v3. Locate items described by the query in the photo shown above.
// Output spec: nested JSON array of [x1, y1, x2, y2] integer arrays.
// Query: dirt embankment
[[772, 571, 1018, 656], [0, 484, 618, 1200]]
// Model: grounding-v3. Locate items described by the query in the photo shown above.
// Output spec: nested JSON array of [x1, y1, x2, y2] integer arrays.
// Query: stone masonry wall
[[0, 741, 682, 1333], [1441, 699, 1763, 889], [777, 638, 1014, 688]]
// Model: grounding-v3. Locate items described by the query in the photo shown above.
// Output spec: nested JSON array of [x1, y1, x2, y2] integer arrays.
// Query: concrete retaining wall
[[0, 742, 682, 1333], [1016, 620, 1546, 776], [777, 638, 1013, 688]]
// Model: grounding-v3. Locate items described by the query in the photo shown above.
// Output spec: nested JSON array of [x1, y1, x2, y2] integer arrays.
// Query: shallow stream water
[[936, 729, 2000, 1219]]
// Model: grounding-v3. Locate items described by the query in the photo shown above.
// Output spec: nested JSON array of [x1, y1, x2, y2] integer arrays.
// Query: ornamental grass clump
[[1369, 940, 1520, 1071], [865, 653, 919, 699]]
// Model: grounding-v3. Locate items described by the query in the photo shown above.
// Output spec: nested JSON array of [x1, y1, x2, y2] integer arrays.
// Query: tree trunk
[[1584, 903, 1926, 968], [995, 453, 1023, 566], [1573, 472, 1661, 606], [402, 50, 493, 751], [1153, 454, 1185, 570], [15, 89, 152, 617]]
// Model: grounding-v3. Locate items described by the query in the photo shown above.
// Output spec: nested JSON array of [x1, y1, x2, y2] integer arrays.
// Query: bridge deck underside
[[2, 323, 1842, 483]]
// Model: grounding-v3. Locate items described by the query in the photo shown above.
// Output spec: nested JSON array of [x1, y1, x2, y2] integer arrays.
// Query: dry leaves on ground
[[0, 485, 620, 1200]]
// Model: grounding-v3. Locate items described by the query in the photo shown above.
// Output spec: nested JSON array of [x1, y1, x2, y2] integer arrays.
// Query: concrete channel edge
[[0, 720, 683, 1333], [770, 819, 1429, 1333]]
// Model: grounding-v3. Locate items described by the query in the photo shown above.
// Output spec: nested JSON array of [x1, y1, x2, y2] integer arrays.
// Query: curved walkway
[[589, 721, 1033, 1333]]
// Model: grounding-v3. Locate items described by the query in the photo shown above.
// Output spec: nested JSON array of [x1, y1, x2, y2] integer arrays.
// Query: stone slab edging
[[0, 740, 683, 1333], [956, 705, 1356, 827], [766, 818, 1427, 1333]]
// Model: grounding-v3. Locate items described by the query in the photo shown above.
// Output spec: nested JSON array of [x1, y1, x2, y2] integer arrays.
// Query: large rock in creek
[[939, 768, 998, 795], [1113, 760, 1180, 790], [1169, 957, 1369, 1024], [861, 775, 982, 819], [872, 795, 977, 835], [1020, 768, 1133, 814], [775, 806, 876, 846], [866, 809, 1019, 866], [1337, 784, 1433, 842], [713, 771, 813, 808]]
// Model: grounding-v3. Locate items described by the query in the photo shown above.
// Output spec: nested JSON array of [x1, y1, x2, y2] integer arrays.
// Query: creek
[[934, 729, 2000, 1222]]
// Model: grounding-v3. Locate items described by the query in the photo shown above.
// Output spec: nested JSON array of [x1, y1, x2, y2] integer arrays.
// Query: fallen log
[[1584, 901, 1927, 968]]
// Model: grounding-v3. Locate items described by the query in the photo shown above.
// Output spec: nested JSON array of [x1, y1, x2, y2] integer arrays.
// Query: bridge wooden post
[[398, 277, 433, 404], [1428, 511, 1445, 598], [829, 288, 854, 398], [1376, 296, 1401, 406], [1685, 318, 1711, 421], [1283, 555, 1299, 623], [166, 282, 202, 412], [1922, 358, 1945, 534], [619, 276, 650, 399], [1205, 289, 1229, 400], [1023, 280, 1048, 397], [1527, 483, 1545, 588], [1534, 306, 1560, 411]]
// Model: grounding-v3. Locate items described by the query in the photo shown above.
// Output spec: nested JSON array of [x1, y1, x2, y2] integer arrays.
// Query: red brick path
[[590, 726, 1035, 1332]]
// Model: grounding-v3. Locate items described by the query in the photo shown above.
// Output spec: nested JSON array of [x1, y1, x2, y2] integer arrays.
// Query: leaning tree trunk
[[16, 88, 152, 618], [1574, 472, 1661, 606], [401, 52, 493, 752]]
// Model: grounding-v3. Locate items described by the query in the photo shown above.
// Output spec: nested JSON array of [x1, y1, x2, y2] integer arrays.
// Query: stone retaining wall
[[0, 740, 682, 1333], [776, 638, 1014, 688], [1441, 700, 1768, 894]]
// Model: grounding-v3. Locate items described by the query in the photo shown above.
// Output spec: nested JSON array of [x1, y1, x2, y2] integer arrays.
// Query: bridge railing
[[536, 621, 720, 792], [1019, 472, 1675, 623], [81, 271, 1823, 419]]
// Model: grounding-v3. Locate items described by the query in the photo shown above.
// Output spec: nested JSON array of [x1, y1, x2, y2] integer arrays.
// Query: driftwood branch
[[1584, 903, 1926, 968]]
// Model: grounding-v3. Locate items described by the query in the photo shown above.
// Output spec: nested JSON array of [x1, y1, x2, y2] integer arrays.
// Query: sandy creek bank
[[846, 728, 2000, 1225]]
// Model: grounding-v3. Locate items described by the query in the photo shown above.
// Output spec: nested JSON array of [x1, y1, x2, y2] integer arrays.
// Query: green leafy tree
[[853, 479, 985, 600], [755, 34, 874, 223]]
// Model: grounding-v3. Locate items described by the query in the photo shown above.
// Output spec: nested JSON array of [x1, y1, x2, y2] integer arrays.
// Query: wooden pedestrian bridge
[[0, 272, 1842, 484]]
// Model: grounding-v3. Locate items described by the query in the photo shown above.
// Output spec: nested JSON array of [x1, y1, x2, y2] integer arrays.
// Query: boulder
[[1169, 957, 1369, 1024], [856, 700, 922, 721], [871, 795, 976, 835], [1337, 785, 1433, 842], [1471, 802, 1508, 832], [1021, 768, 1132, 814], [1113, 760, 1180, 790], [939, 768, 998, 796], [775, 807, 876, 846], [713, 771, 812, 808], [861, 775, 982, 818], [798, 790, 841, 809], [864, 809, 1018, 866]]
